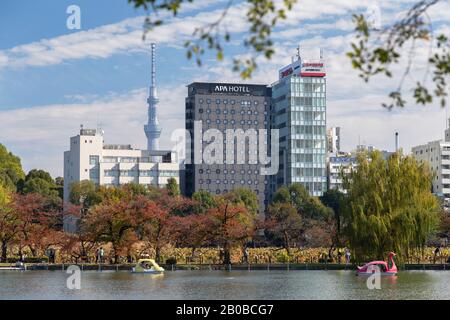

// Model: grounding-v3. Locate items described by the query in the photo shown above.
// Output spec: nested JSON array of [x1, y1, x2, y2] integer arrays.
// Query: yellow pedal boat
[[131, 259, 164, 274]]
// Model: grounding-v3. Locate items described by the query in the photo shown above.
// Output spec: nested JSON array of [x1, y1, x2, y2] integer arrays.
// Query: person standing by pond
[[98, 247, 104, 263], [433, 246, 441, 264], [345, 248, 351, 265], [242, 247, 249, 264]]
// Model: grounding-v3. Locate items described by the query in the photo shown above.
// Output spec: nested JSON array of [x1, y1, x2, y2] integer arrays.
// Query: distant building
[[327, 127, 341, 154], [271, 48, 327, 197], [327, 155, 357, 193], [412, 119, 450, 207], [184, 82, 272, 215], [63, 128, 179, 232]]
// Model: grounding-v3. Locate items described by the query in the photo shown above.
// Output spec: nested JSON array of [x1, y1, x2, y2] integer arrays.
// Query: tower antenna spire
[[144, 43, 162, 152], [151, 43, 156, 89]]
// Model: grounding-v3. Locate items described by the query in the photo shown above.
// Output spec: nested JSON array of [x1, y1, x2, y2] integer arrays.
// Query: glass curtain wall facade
[[272, 76, 327, 197]]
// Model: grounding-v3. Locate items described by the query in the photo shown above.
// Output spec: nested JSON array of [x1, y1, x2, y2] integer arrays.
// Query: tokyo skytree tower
[[144, 43, 162, 151]]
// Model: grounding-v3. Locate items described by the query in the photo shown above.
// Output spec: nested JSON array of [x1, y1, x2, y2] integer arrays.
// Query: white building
[[62, 43, 179, 232], [63, 128, 179, 204], [327, 154, 357, 193], [412, 121, 450, 207], [271, 47, 327, 197], [327, 127, 341, 154]]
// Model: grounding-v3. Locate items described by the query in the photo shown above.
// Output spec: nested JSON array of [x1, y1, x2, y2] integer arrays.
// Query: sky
[[0, 0, 449, 178]]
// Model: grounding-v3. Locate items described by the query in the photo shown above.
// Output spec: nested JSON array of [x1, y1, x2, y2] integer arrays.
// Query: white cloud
[[1, 0, 449, 177], [0, 0, 237, 70], [0, 86, 188, 177]]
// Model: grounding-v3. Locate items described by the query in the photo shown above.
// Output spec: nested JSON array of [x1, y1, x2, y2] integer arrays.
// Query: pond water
[[0, 270, 449, 300]]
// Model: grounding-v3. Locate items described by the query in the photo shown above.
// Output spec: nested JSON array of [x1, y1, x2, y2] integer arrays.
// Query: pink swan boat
[[356, 252, 397, 276]]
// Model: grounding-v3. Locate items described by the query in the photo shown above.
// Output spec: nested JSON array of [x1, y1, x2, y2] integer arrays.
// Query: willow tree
[[343, 151, 440, 262]]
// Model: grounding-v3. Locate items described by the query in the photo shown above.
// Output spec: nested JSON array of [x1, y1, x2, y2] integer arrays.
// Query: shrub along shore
[[2, 247, 449, 267]]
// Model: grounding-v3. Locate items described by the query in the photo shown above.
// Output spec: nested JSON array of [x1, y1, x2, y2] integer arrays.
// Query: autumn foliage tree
[[171, 212, 214, 260], [12, 193, 63, 258], [133, 196, 174, 263], [206, 194, 258, 265], [82, 198, 137, 264]]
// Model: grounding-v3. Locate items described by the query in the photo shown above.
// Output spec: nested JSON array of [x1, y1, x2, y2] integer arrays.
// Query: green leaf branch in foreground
[[347, 0, 449, 109]]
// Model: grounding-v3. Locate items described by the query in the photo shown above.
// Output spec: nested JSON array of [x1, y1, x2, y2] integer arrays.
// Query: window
[[89, 155, 99, 165], [89, 169, 99, 179]]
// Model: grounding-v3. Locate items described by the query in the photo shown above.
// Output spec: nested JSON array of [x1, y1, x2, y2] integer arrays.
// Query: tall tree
[[192, 190, 217, 213], [69, 180, 102, 209], [266, 202, 302, 255], [170, 213, 213, 260], [0, 184, 18, 261], [273, 183, 332, 221], [166, 177, 180, 197], [134, 196, 174, 263], [12, 193, 63, 257], [0, 143, 25, 191], [206, 194, 257, 265], [228, 188, 259, 216], [320, 189, 345, 234], [343, 151, 440, 261], [82, 198, 136, 263]]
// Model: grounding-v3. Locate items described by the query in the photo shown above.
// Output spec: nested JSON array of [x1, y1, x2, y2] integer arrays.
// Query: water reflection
[[0, 270, 448, 300]]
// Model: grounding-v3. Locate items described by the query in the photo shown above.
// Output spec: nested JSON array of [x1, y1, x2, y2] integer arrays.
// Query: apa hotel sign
[[214, 85, 250, 93]]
